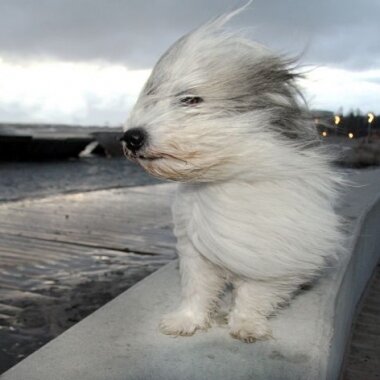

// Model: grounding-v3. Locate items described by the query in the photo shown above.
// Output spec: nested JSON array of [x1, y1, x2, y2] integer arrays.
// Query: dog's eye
[[180, 96, 203, 106]]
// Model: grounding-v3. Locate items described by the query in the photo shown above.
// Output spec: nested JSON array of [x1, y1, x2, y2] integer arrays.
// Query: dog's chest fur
[[172, 179, 339, 282]]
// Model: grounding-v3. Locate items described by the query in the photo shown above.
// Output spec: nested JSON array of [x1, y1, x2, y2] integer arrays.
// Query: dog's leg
[[228, 279, 296, 343], [159, 253, 224, 336]]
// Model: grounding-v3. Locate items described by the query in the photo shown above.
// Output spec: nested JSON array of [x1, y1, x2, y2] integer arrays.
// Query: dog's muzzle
[[120, 127, 147, 153]]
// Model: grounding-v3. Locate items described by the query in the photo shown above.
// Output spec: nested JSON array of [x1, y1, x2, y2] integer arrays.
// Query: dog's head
[[122, 9, 318, 182]]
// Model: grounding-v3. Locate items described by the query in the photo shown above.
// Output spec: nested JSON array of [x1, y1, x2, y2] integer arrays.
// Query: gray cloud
[[1, 0, 379, 124], [0, 0, 379, 70]]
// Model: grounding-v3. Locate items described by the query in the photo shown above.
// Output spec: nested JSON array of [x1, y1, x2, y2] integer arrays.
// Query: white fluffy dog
[[121, 9, 342, 342]]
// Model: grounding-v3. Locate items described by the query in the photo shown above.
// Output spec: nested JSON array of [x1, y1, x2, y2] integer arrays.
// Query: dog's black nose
[[120, 128, 147, 152]]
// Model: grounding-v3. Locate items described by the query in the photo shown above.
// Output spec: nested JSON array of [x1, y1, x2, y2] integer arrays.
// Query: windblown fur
[[123, 8, 343, 342]]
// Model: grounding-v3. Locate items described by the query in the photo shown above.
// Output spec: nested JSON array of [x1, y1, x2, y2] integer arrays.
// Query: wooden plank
[[343, 264, 380, 379], [0, 184, 176, 255], [0, 183, 178, 314], [0, 233, 176, 271], [0, 183, 177, 307]]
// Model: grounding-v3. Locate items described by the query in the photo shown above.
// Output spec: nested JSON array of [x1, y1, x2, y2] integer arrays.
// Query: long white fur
[[123, 8, 343, 342]]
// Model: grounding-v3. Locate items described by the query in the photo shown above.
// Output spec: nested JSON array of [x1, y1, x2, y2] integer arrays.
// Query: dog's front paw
[[159, 310, 209, 336], [229, 316, 273, 343]]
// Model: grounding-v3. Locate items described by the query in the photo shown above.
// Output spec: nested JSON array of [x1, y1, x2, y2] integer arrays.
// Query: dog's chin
[[123, 147, 214, 182], [137, 155, 212, 182], [137, 156, 189, 181]]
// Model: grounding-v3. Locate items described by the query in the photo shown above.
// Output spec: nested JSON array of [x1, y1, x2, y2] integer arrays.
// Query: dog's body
[[122, 9, 343, 342]]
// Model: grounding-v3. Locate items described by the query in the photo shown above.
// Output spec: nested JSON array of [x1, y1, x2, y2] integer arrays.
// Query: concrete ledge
[[327, 196, 380, 378], [2, 170, 380, 380]]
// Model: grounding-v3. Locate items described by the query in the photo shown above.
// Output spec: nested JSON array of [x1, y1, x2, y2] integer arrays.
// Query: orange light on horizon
[[334, 115, 341, 125], [368, 112, 375, 124], [348, 132, 354, 139]]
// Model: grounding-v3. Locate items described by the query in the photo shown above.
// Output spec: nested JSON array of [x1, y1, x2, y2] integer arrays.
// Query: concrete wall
[[327, 197, 380, 379]]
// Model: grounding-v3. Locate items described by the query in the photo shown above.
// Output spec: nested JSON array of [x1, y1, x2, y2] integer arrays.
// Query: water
[[0, 156, 162, 203]]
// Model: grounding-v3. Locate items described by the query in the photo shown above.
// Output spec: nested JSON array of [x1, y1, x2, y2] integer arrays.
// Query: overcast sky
[[0, 0, 379, 125]]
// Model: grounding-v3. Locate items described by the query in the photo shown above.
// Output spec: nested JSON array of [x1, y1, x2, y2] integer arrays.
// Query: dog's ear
[[240, 56, 301, 102], [226, 56, 316, 142]]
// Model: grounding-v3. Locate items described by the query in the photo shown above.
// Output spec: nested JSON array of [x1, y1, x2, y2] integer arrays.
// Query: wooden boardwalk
[[343, 263, 380, 380], [0, 184, 176, 259], [0, 184, 177, 372]]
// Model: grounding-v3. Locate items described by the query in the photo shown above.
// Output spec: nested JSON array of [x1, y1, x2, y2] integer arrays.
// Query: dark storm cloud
[[0, 0, 379, 71]]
